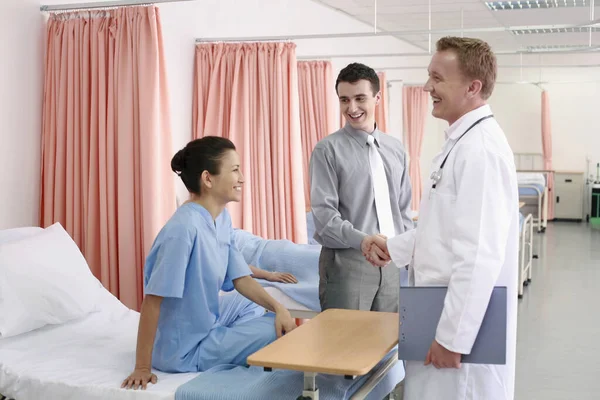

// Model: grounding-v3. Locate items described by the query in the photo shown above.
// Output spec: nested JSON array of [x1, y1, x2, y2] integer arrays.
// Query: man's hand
[[361, 235, 390, 267], [265, 271, 298, 284], [274, 307, 297, 338], [424, 340, 462, 369]]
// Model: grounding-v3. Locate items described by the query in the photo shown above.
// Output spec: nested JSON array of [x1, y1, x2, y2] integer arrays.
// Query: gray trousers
[[318, 246, 399, 312]]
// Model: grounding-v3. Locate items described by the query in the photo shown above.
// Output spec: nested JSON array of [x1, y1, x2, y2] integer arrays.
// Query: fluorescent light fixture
[[524, 43, 598, 51], [486, 0, 588, 10], [511, 27, 600, 34]]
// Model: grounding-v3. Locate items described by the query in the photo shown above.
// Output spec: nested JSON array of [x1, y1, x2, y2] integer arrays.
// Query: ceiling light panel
[[486, 0, 590, 11], [512, 27, 600, 34], [524, 43, 598, 51]]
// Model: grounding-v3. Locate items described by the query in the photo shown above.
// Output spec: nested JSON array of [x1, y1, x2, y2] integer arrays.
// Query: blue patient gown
[[143, 202, 277, 373]]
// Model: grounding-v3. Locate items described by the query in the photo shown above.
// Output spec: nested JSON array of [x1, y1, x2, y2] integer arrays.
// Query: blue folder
[[398, 286, 507, 364]]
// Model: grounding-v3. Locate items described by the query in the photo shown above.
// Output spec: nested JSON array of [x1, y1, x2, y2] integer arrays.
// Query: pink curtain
[[192, 42, 307, 243], [403, 86, 429, 211], [40, 6, 176, 311], [297, 61, 336, 207], [376, 71, 388, 133], [541, 90, 555, 220]]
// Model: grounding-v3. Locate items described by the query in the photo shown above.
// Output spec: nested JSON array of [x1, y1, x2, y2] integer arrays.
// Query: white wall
[[487, 67, 600, 175], [0, 0, 426, 227], [5, 0, 598, 228], [156, 0, 422, 200], [157, 0, 422, 149], [0, 1, 44, 229], [381, 64, 600, 189]]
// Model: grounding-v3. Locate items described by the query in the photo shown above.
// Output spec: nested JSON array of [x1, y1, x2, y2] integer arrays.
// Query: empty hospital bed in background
[[514, 153, 550, 233], [517, 171, 549, 233]]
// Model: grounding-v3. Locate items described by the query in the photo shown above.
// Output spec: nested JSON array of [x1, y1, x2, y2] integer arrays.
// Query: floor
[[515, 221, 600, 400], [389, 221, 600, 400]]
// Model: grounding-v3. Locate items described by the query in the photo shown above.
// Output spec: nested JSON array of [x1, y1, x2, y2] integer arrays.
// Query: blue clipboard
[[398, 286, 507, 364]]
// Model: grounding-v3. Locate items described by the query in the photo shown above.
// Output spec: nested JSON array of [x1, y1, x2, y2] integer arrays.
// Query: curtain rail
[[40, 0, 196, 12]]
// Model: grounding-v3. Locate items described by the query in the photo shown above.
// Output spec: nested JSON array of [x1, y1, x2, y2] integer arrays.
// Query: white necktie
[[367, 135, 395, 238]]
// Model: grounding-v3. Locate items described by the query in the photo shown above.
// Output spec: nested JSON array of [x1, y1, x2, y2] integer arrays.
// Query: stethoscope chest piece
[[430, 169, 442, 187], [429, 114, 494, 190]]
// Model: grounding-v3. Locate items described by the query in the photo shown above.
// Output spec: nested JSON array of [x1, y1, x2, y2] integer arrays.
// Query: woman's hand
[[274, 307, 297, 338], [121, 294, 162, 390], [265, 271, 298, 284], [121, 367, 157, 390]]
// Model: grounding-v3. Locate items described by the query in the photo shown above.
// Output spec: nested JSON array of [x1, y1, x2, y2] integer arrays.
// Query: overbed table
[[247, 308, 400, 400]]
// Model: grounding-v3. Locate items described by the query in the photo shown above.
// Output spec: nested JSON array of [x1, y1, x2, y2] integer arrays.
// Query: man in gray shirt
[[309, 63, 414, 312]]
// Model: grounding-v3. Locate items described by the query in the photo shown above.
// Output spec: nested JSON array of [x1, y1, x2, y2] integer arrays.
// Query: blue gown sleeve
[[221, 211, 252, 292], [221, 245, 252, 292], [144, 223, 195, 298]]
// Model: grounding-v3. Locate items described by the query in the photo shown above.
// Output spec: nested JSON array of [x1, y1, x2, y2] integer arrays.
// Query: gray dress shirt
[[309, 123, 414, 250]]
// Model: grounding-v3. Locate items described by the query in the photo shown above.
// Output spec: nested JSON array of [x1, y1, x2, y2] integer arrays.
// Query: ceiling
[[314, 0, 600, 56]]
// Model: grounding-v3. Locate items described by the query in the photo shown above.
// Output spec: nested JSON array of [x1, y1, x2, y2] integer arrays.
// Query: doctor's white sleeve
[[435, 144, 516, 355]]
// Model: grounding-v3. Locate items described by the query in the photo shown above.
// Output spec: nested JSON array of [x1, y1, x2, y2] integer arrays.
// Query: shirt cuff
[[347, 229, 368, 250]]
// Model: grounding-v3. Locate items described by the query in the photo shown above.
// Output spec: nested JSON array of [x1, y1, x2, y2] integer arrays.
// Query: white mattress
[[0, 286, 316, 400], [0, 288, 199, 400]]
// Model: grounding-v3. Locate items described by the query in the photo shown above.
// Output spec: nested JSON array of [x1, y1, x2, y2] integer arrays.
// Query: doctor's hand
[[274, 307, 297, 338], [361, 235, 390, 267], [424, 340, 462, 369]]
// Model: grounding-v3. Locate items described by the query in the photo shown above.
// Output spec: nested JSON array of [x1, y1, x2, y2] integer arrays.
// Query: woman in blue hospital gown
[[121, 136, 297, 390]]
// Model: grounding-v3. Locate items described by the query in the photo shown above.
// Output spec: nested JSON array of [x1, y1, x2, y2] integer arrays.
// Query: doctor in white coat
[[363, 36, 519, 400]]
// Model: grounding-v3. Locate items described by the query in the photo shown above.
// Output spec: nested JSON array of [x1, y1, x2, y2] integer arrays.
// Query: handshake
[[361, 234, 391, 267]]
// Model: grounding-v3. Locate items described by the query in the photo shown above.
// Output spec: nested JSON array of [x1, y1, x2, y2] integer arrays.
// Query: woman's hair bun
[[170, 148, 186, 175]]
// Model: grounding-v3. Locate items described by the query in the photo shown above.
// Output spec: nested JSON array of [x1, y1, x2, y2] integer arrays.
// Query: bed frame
[[518, 176, 548, 233], [515, 153, 550, 233], [518, 213, 534, 298]]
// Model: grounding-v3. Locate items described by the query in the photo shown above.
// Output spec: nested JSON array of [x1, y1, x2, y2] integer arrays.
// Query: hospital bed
[[0, 289, 401, 400], [518, 211, 534, 299], [514, 153, 550, 233], [231, 228, 322, 319], [0, 225, 403, 400], [517, 171, 549, 233]]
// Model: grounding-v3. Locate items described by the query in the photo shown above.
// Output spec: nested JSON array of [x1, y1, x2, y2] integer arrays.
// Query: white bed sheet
[[517, 172, 546, 186], [0, 288, 199, 400], [263, 286, 312, 312], [1, 287, 318, 400]]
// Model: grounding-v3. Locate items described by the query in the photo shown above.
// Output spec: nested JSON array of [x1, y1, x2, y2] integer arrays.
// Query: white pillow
[[0, 226, 43, 244], [0, 222, 103, 338]]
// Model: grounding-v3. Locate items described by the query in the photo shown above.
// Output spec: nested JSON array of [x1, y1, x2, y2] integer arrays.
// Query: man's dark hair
[[335, 63, 380, 96]]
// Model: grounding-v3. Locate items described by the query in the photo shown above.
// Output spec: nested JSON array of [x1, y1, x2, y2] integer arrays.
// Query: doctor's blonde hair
[[436, 36, 497, 100]]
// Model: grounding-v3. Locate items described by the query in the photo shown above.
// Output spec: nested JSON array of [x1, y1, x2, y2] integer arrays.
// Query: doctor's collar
[[444, 104, 492, 141], [343, 122, 382, 147]]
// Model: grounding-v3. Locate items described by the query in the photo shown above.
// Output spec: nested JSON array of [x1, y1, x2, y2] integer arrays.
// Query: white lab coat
[[388, 104, 519, 400]]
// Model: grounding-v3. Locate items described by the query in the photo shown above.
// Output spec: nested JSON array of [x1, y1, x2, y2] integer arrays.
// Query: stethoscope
[[431, 115, 494, 189]]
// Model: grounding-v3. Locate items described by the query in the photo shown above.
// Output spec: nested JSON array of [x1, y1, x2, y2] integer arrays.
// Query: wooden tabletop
[[519, 202, 526, 208], [247, 309, 399, 376]]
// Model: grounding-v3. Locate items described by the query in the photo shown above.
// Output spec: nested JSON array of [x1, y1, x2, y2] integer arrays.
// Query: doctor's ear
[[467, 80, 483, 98]]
